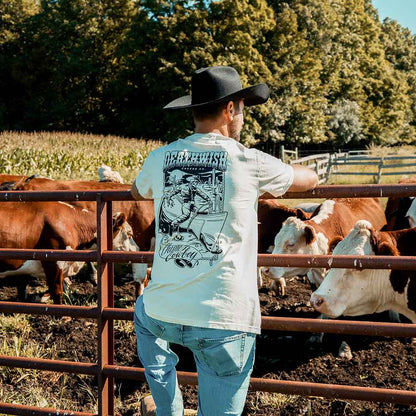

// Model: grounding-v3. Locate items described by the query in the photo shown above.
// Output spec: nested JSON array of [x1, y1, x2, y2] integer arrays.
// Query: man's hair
[[192, 100, 242, 122], [192, 102, 227, 121]]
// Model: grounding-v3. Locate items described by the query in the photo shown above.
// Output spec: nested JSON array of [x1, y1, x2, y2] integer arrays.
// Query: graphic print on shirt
[[158, 150, 228, 268]]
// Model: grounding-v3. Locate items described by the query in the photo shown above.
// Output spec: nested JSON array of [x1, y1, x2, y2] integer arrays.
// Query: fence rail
[[1, 185, 416, 415]]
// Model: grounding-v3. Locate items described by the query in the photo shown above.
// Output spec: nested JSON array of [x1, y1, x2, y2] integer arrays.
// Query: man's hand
[[130, 182, 144, 200]]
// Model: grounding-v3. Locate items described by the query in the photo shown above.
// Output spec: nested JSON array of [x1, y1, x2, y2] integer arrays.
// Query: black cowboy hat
[[163, 66, 269, 110]]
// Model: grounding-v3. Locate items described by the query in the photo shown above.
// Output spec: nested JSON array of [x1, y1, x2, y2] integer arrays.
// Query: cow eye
[[286, 242, 295, 249]]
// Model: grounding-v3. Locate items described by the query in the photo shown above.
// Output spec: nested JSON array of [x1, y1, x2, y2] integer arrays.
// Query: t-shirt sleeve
[[134, 151, 156, 199], [257, 150, 294, 197]]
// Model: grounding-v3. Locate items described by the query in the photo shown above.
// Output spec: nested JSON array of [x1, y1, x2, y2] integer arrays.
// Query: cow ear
[[112, 212, 126, 230], [304, 225, 315, 245], [295, 208, 308, 220], [12, 177, 27, 190], [376, 241, 400, 256], [368, 230, 398, 256], [328, 235, 344, 254]]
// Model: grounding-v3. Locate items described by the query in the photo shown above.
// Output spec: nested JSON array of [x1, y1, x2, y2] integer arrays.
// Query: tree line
[[1, 0, 416, 150]]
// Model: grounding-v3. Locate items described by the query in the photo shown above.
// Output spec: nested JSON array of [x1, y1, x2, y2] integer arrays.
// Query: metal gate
[[1, 184, 416, 415]]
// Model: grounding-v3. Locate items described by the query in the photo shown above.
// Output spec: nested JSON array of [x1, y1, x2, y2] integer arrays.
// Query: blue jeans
[[134, 296, 256, 416]]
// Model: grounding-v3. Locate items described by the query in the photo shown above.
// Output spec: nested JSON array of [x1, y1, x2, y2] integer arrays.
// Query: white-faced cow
[[311, 220, 416, 324], [3, 175, 155, 297], [257, 199, 315, 294], [0, 202, 133, 304], [261, 198, 387, 288], [257, 199, 314, 254]]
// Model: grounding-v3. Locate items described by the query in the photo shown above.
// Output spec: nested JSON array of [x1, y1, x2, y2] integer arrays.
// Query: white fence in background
[[283, 149, 416, 184]]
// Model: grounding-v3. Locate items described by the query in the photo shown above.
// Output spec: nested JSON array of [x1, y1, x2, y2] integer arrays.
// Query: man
[[131, 66, 318, 415]]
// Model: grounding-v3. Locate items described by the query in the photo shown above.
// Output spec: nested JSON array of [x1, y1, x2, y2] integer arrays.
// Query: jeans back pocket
[[198, 333, 248, 377]]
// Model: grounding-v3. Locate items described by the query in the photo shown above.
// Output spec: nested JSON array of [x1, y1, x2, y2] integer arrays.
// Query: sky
[[372, 0, 416, 34]]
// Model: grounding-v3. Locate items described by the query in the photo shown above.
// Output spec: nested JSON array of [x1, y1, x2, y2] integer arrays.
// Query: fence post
[[377, 158, 384, 184], [279, 145, 285, 162], [97, 195, 114, 416], [326, 154, 333, 183]]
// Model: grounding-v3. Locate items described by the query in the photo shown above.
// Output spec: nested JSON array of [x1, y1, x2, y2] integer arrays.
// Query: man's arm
[[130, 182, 145, 200], [287, 164, 319, 192]]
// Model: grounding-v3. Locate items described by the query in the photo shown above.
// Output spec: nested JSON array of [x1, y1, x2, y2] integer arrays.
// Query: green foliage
[[117, 0, 275, 145], [260, 0, 416, 148], [0, 0, 416, 148], [327, 99, 363, 145], [0, 0, 40, 44], [0, 0, 136, 132]]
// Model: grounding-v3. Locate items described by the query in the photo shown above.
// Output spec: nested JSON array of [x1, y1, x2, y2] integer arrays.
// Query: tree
[[1, 0, 415, 147], [0, 0, 40, 44], [327, 99, 363, 145], [263, 0, 415, 148], [380, 18, 416, 143], [118, 0, 275, 143], [264, 0, 330, 147], [0, 0, 136, 132]]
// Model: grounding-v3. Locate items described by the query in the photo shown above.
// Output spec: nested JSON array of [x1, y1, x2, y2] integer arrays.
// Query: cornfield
[[0, 131, 163, 183]]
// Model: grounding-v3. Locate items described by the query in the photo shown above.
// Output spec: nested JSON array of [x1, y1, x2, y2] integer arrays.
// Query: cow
[[261, 198, 387, 288], [257, 199, 315, 294], [310, 220, 416, 325], [257, 199, 314, 254], [0, 174, 32, 190], [2, 175, 155, 297], [406, 198, 416, 228], [383, 176, 416, 231], [0, 201, 133, 304], [98, 165, 124, 183]]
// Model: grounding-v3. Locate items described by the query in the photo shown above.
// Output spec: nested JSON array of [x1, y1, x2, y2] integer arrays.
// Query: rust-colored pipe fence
[[0, 184, 416, 415]]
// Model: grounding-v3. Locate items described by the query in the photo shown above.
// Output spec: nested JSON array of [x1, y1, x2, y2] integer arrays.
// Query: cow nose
[[310, 294, 325, 311]]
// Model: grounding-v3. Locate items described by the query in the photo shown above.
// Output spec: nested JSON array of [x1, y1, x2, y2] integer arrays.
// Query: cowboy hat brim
[[163, 83, 269, 110]]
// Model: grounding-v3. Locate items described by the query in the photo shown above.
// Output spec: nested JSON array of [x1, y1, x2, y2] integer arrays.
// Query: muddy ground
[[1, 268, 416, 416]]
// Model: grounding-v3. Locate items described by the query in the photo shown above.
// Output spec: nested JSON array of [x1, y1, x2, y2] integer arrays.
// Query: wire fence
[[284, 149, 416, 184]]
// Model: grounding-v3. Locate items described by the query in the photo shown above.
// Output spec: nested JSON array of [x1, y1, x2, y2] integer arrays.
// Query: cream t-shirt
[[135, 133, 294, 334]]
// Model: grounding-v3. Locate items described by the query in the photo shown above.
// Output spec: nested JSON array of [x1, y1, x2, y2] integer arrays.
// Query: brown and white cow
[[0, 174, 31, 190], [4, 175, 155, 297], [257, 199, 315, 293], [257, 199, 314, 254], [406, 198, 416, 228], [261, 198, 387, 288], [383, 176, 416, 231], [0, 202, 132, 304], [310, 220, 416, 323]]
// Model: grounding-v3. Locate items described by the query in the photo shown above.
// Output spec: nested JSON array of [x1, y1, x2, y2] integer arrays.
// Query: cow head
[[112, 212, 150, 287], [112, 212, 139, 252], [310, 220, 393, 318], [260, 217, 327, 285]]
